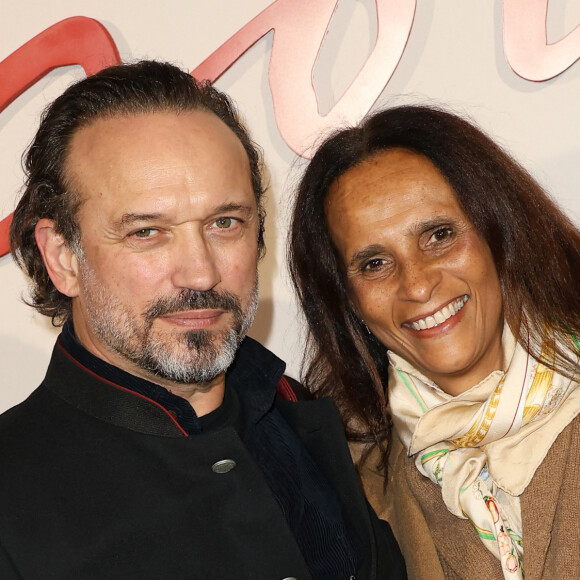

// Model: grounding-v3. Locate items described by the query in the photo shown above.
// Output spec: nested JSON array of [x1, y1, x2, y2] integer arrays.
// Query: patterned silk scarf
[[387, 327, 580, 579]]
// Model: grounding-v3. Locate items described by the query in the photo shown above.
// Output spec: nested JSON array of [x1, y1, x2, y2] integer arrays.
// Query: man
[[0, 61, 405, 579]]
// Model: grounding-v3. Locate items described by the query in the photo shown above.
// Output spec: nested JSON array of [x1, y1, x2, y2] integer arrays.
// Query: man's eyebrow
[[118, 213, 163, 226], [212, 202, 254, 216], [115, 203, 255, 229]]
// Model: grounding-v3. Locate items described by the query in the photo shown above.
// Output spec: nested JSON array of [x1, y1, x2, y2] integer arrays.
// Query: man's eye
[[214, 217, 237, 229], [131, 228, 157, 239]]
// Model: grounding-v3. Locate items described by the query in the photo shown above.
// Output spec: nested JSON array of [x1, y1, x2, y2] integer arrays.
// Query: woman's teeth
[[409, 295, 468, 330]]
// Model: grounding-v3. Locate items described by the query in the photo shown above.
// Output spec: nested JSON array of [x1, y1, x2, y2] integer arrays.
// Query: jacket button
[[211, 459, 236, 474]]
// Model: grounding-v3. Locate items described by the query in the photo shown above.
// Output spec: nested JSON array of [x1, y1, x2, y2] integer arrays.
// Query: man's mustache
[[145, 289, 241, 322]]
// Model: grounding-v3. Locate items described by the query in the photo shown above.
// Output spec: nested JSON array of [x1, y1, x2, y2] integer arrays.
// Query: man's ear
[[35, 218, 81, 298]]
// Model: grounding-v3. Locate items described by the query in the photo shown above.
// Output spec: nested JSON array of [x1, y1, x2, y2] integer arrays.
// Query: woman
[[289, 105, 580, 579]]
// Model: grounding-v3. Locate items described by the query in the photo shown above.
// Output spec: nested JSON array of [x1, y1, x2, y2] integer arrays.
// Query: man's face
[[63, 110, 260, 388]]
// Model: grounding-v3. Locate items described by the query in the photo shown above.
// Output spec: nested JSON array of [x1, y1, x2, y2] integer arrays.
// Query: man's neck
[[162, 377, 226, 417]]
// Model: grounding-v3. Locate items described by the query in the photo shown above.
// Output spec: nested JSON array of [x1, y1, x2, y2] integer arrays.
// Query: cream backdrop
[[1, 0, 580, 413]]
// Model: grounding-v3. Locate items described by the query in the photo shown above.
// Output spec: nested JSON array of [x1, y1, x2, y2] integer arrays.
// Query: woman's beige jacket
[[356, 414, 580, 580]]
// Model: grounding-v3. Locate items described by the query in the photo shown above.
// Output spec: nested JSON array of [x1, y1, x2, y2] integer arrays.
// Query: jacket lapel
[[403, 454, 502, 579], [277, 397, 378, 578]]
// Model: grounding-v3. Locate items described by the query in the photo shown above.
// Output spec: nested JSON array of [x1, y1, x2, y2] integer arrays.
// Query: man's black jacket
[[0, 336, 405, 579]]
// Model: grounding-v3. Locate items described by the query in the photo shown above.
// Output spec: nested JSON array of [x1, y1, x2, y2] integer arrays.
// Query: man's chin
[[134, 327, 241, 385]]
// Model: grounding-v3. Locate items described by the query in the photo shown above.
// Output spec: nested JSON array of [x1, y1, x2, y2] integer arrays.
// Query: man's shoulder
[[0, 386, 48, 431], [0, 386, 58, 478], [275, 375, 314, 402]]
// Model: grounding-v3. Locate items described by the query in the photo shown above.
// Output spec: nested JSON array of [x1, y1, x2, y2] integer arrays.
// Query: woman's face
[[325, 148, 504, 396]]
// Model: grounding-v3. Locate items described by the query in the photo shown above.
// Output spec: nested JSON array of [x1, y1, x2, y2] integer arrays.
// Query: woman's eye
[[430, 227, 453, 243], [362, 258, 386, 271]]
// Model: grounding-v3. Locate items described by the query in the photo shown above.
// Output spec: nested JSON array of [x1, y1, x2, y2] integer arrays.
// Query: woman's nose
[[396, 257, 441, 303]]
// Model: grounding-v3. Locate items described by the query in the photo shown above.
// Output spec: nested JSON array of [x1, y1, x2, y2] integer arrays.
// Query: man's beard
[[79, 263, 258, 385]]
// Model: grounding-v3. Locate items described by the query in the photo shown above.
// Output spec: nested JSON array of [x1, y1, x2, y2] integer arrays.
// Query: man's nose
[[395, 256, 441, 303], [171, 230, 221, 292]]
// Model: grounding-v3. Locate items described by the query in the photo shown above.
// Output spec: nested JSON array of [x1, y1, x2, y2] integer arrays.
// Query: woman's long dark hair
[[289, 104, 580, 471]]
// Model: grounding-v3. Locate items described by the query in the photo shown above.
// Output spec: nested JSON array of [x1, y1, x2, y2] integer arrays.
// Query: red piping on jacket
[[56, 340, 189, 437]]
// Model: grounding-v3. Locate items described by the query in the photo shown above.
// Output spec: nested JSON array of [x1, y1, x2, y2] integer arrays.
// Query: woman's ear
[[35, 218, 81, 298], [347, 296, 372, 335]]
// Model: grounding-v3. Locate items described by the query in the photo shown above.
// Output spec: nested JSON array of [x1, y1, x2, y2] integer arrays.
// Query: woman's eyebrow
[[408, 216, 452, 236], [348, 216, 456, 266], [350, 244, 386, 267]]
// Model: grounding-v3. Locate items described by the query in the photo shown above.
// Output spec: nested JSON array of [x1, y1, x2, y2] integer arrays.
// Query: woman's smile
[[404, 295, 469, 331]]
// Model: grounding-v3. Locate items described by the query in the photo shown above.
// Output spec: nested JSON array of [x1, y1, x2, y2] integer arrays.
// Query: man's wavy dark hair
[[10, 60, 266, 325]]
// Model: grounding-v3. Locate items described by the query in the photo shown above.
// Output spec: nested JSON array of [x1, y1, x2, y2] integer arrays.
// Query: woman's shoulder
[[354, 436, 446, 580], [521, 412, 580, 579]]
